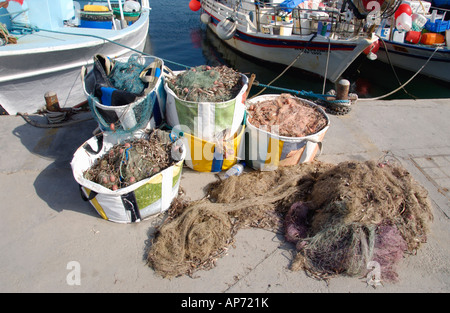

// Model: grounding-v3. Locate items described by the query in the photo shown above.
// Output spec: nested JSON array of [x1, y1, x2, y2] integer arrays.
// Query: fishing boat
[[195, 0, 393, 83], [374, 2, 450, 82], [376, 37, 450, 82], [0, 0, 150, 115]]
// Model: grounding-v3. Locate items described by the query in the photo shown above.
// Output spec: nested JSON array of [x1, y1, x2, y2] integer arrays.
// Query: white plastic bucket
[[71, 130, 186, 223], [165, 70, 248, 141], [244, 95, 330, 171]]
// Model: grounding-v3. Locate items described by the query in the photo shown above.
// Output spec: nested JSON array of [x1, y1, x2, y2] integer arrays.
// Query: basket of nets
[[71, 128, 186, 223], [164, 65, 248, 141], [245, 94, 330, 171], [81, 54, 165, 134]]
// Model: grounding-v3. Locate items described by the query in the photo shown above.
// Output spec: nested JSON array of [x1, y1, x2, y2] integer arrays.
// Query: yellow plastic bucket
[[175, 125, 245, 172]]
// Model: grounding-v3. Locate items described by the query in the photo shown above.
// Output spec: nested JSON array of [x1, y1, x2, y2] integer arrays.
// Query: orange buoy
[[420, 32, 445, 45]]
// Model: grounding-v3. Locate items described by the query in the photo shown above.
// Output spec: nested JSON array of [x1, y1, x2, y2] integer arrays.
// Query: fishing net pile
[[84, 130, 176, 190], [289, 160, 433, 282], [147, 160, 433, 283], [166, 65, 243, 102], [247, 94, 328, 137], [107, 54, 149, 95], [83, 54, 163, 134]]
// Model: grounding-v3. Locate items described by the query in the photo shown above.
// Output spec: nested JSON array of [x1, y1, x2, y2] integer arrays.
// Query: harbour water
[[145, 0, 450, 100]]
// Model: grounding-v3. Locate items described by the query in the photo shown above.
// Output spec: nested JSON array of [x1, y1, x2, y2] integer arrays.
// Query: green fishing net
[[85, 54, 163, 134], [166, 65, 243, 102], [109, 54, 147, 95]]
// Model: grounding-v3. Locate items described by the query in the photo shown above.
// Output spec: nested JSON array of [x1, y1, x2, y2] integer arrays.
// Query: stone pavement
[[0, 98, 449, 293]]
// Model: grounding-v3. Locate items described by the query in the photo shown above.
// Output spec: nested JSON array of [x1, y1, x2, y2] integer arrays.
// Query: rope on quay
[[17, 112, 93, 128], [252, 81, 354, 115]]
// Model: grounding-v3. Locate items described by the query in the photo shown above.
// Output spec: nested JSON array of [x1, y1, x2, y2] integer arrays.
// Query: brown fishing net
[[247, 94, 328, 137], [147, 160, 433, 282], [291, 160, 433, 282], [84, 129, 176, 190]]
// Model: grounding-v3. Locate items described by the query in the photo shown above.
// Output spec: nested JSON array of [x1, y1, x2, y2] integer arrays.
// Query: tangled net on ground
[[166, 65, 243, 102], [147, 160, 433, 283], [290, 160, 433, 282]]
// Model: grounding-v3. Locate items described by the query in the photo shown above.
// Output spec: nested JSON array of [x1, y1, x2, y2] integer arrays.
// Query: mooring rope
[[9, 24, 360, 117], [250, 33, 318, 99], [359, 42, 442, 101], [9, 24, 192, 70], [9, 18, 446, 106]]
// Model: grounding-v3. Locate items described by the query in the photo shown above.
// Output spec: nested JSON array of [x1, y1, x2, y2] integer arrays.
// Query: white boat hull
[[201, 0, 375, 83], [377, 40, 450, 82], [0, 7, 150, 115]]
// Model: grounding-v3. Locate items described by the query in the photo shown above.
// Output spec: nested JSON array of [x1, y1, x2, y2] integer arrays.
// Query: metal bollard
[[336, 79, 350, 101], [44, 91, 61, 112]]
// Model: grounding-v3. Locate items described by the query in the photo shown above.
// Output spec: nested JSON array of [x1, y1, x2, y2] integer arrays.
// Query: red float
[[189, 0, 201, 12], [394, 3, 412, 19], [405, 31, 421, 44]]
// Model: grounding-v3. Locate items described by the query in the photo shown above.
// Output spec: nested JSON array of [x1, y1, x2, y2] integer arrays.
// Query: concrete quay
[[0, 98, 449, 293]]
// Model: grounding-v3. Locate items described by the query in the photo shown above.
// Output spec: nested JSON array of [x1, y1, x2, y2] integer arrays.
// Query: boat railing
[[210, 0, 374, 39], [256, 3, 373, 39]]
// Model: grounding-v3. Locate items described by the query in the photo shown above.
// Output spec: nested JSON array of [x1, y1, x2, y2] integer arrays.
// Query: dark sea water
[[145, 0, 450, 100]]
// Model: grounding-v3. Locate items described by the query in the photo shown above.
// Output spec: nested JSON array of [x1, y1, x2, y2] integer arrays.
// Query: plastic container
[[420, 32, 445, 45], [165, 70, 248, 141], [71, 130, 186, 223], [84, 5, 110, 12], [424, 19, 450, 33], [411, 13, 427, 31], [223, 162, 245, 179], [401, 0, 431, 14], [280, 22, 293, 36], [82, 55, 165, 133], [293, 13, 311, 35], [405, 30, 421, 43], [318, 21, 331, 36], [396, 12, 412, 31], [392, 30, 406, 43], [376, 27, 390, 40], [179, 124, 246, 172], [80, 19, 112, 29]]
